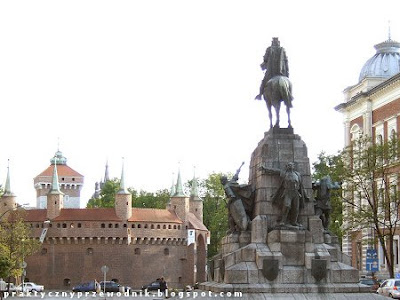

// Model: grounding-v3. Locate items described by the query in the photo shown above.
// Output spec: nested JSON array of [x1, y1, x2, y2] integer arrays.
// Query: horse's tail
[[278, 76, 293, 108]]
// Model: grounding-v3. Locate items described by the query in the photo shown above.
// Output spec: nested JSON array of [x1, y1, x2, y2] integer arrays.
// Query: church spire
[[190, 167, 199, 198], [104, 160, 110, 182], [118, 157, 129, 194], [174, 168, 185, 197], [4, 159, 14, 196], [49, 157, 62, 194]]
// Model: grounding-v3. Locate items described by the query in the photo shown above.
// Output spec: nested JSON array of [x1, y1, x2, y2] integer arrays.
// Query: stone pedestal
[[201, 129, 367, 294]]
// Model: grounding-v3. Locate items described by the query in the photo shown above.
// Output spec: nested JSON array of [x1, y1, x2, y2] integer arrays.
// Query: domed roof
[[359, 39, 400, 82]]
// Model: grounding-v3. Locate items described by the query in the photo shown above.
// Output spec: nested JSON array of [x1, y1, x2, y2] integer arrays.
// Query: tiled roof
[[15, 209, 47, 222], [187, 212, 208, 231], [20, 208, 184, 223], [52, 208, 120, 221], [35, 165, 83, 178], [128, 208, 183, 223]]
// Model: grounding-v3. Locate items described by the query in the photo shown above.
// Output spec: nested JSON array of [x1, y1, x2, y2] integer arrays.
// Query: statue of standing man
[[261, 162, 309, 228], [312, 176, 341, 232], [255, 37, 289, 100]]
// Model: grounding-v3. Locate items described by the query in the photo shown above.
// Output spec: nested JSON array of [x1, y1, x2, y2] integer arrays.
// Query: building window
[[57, 223, 61, 228], [115, 224, 119, 228], [78, 223, 82, 228], [163, 225, 166, 229], [151, 224, 154, 229], [87, 248, 94, 255], [144, 224, 148, 229], [123, 224, 127, 228], [138, 224, 141, 229], [134, 248, 141, 255], [62, 223, 67, 228], [101, 223, 105, 228], [64, 279, 71, 287], [164, 248, 169, 255], [41, 248, 47, 255], [131, 224, 135, 228], [178, 225, 181, 230], [173, 225, 177, 229], [36, 224, 39, 228], [108, 224, 112, 228], [157, 225, 160, 229], [168, 225, 171, 229]]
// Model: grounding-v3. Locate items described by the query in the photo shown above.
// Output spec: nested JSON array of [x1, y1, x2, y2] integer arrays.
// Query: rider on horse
[[255, 37, 289, 100]]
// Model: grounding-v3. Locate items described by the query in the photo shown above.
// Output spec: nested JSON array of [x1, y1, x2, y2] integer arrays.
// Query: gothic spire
[[118, 157, 129, 194], [49, 157, 62, 194], [190, 167, 199, 198], [104, 160, 110, 182], [3, 159, 14, 196], [174, 168, 185, 197]]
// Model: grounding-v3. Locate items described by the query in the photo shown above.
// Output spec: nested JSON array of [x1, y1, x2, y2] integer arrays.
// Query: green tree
[[312, 151, 345, 242], [0, 212, 40, 284], [131, 189, 170, 209], [340, 135, 400, 278], [0, 241, 11, 280], [87, 179, 120, 208], [198, 173, 229, 258]]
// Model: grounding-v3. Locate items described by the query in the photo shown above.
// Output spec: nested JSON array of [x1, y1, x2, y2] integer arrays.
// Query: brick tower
[[46, 159, 64, 220], [0, 161, 17, 218], [168, 169, 189, 221], [34, 149, 83, 208], [114, 159, 132, 220]]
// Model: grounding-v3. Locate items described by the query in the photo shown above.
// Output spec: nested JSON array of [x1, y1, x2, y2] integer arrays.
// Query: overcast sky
[[0, 0, 399, 207]]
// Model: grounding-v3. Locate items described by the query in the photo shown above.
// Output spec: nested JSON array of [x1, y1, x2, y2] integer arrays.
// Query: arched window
[[164, 248, 169, 255], [134, 248, 141, 255], [86, 248, 94, 255], [101, 223, 105, 228]]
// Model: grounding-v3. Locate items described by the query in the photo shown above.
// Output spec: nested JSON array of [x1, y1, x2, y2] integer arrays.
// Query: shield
[[230, 198, 249, 231], [262, 259, 279, 281], [311, 258, 327, 282]]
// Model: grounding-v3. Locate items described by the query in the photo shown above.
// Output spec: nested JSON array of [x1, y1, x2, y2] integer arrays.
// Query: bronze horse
[[261, 75, 293, 128]]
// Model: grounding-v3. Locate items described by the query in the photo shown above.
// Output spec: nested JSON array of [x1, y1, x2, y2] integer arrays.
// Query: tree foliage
[[312, 151, 345, 241], [340, 135, 400, 278], [86, 179, 170, 209], [131, 189, 170, 209], [87, 179, 120, 208], [197, 173, 229, 258], [0, 211, 40, 282]]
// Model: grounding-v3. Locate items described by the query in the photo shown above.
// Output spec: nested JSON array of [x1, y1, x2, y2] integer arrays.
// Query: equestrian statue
[[255, 37, 293, 128]]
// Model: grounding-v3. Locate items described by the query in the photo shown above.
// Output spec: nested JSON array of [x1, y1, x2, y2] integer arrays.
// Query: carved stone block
[[251, 215, 268, 243]]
